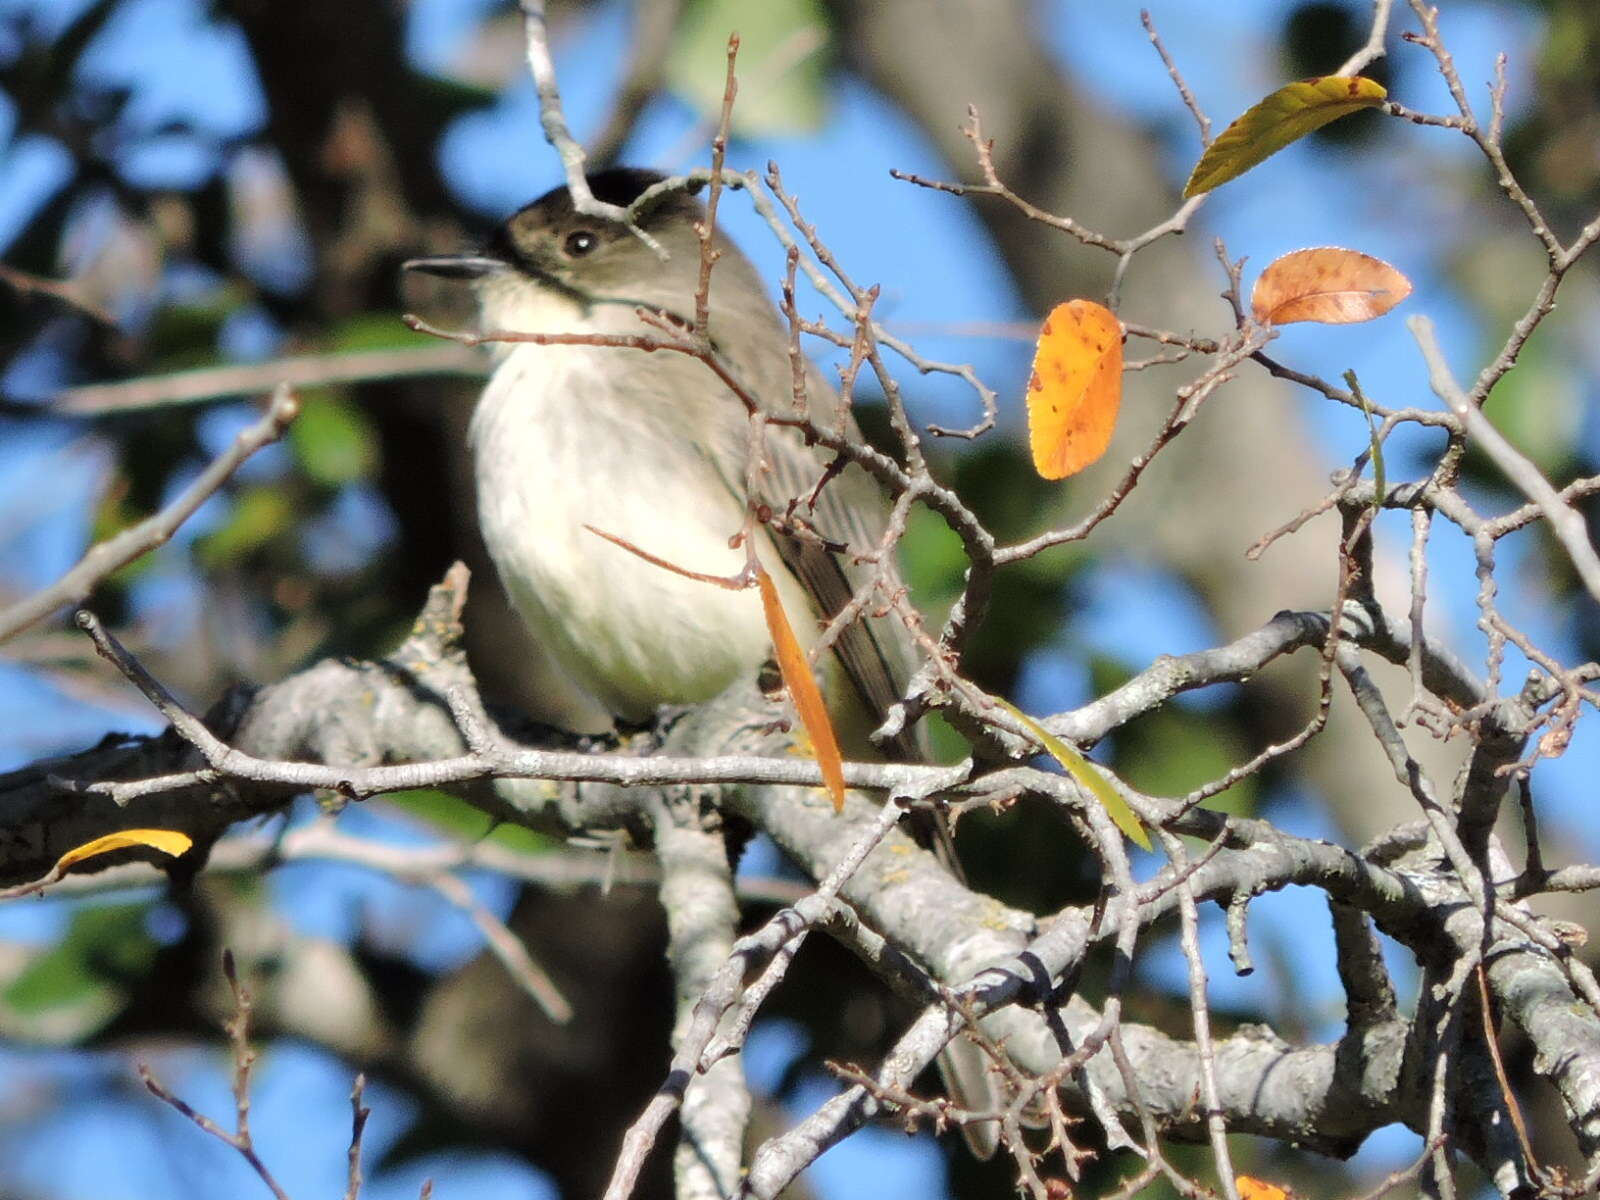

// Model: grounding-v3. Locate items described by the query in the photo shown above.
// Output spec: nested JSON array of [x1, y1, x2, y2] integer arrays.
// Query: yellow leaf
[[1184, 76, 1387, 197], [54, 829, 194, 872], [1251, 247, 1412, 326], [1026, 300, 1123, 480], [993, 698, 1151, 851], [756, 562, 846, 812], [1238, 1177, 1294, 1200]]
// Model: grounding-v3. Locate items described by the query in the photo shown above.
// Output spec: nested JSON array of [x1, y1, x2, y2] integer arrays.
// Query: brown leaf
[[1251, 247, 1412, 326], [756, 562, 846, 812]]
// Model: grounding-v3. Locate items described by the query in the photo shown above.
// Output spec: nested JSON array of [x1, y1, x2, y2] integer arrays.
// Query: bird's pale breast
[[471, 340, 808, 721]]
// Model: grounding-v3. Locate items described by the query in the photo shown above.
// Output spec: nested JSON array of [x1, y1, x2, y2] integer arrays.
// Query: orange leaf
[[1026, 299, 1123, 480], [1237, 1177, 1294, 1200], [756, 563, 846, 812], [54, 828, 193, 872], [1184, 76, 1387, 197], [1251, 247, 1412, 326]]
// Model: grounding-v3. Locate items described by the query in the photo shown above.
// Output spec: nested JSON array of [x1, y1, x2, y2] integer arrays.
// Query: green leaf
[[385, 790, 553, 854], [1479, 338, 1582, 477], [3, 904, 155, 1037], [1114, 713, 1256, 818], [993, 697, 1151, 850], [289, 394, 378, 486], [668, 0, 830, 136], [328, 312, 438, 354], [195, 486, 294, 567], [144, 293, 245, 370], [1184, 76, 1387, 197], [1088, 655, 1257, 818], [1345, 369, 1385, 513]]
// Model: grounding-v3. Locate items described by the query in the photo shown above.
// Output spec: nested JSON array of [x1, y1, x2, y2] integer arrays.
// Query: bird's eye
[[564, 230, 599, 257]]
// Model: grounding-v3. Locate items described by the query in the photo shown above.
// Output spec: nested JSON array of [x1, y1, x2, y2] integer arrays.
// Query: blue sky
[[0, 1, 1583, 1196]]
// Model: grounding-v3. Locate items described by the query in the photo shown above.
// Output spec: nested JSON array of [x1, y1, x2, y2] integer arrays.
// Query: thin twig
[[1474, 962, 1538, 1177], [1409, 315, 1600, 607], [0, 262, 116, 325], [138, 952, 292, 1200], [1142, 10, 1210, 143], [345, 1074, 370, 1200], [1336, 0, 1394, 76], [518, 0, 665, 254], [56, 345, 480, 414], [0, 384, 300, 644], [692, 33, 738, 337], [428, 869, 573, 1022]]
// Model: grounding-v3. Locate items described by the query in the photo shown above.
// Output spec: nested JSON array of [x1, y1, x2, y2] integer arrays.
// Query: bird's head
[[403, 168, 714, 331]]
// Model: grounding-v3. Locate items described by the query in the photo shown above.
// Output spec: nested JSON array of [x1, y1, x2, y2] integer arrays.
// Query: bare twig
[[428, 869, 573, 1022], [345, 1074, 370, 1200], [138, 952, 292, 1200], [0, 384, 300, 644], [1165, 836, 1239, 1200], [56, 345, 480, 414], [1141, 10, 1210, 143], [1337, 0, 1394, 76], [692, 33, 738, 337], [599, 784, 943, 1200], [0, 262, 116, 325], [1474, 962, 1538, 1177], [519, 0, 665, 254], [1409, 315, 1600, 607]]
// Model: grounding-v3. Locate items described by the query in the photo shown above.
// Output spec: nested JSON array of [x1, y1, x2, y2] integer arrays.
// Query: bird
[[403, 167, 998, 1157]]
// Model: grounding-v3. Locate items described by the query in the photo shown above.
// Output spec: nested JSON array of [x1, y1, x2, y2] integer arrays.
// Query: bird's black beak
[[401, 254, 508, 280]]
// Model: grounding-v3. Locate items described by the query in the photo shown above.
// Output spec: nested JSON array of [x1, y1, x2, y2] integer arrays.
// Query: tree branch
[[0, 385, 300, 644]]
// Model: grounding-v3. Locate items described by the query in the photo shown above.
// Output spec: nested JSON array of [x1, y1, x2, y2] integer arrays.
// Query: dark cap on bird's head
[[402, 168, 708, 294]]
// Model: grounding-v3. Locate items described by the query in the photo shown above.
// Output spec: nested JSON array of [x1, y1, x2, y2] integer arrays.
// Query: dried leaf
[[993, 698, 1151, 851], [577, 528, 842, 809], [1026, 299, 1123, 480], [1251, 247, 1412, 326], [1184, 76, 1387, 197], [54, 828, 193, 872], [1237, 1177, 1294, 1200], [756, 563, 846, 812]]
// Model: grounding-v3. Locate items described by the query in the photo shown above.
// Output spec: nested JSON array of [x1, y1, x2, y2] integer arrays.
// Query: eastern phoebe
[[404, 168, 996, 1156]]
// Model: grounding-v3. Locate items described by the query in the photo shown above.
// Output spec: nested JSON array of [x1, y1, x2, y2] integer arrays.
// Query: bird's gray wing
[[765, 446, 924, 760], [711, 347, 997, 1154], [702, 352, 925, 759], [748, 372, 995, 1153]]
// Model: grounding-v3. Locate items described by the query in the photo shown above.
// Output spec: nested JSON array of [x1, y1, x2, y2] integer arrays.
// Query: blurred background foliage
[[2, 1, 1600, 1197]]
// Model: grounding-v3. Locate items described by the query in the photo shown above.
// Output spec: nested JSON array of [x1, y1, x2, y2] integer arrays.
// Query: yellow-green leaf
[[994, 698, 1150, 850], [1184, 76, 1387, 198], [195, 486, 293, 567], [54, 829, 193, 872]]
